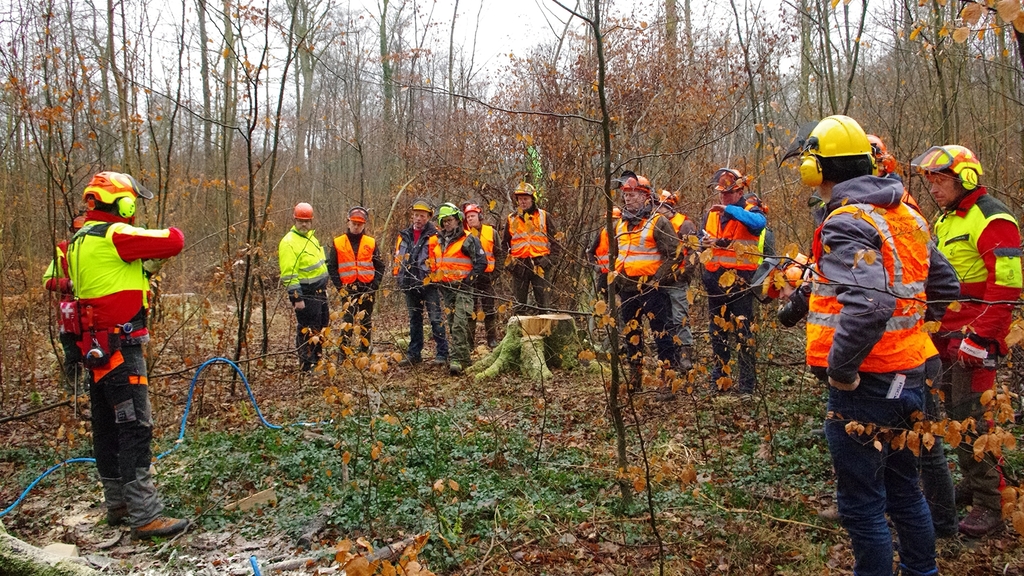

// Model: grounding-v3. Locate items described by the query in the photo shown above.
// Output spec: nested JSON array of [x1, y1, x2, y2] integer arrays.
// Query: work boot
[[430, 356, 448, 366], [449, 361, 464, 375], [106, 505, 129, 527], [958, 506, 1003, 538], [131, 516, 189, 540], [397, 356, 422, 368]]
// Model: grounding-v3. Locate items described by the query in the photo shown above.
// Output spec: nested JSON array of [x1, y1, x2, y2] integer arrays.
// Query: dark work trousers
[[704, 269, 758, 393], [618, 287, 679, 369], [467, 273, 499, 345], [919, 355, 957, 537], [59, 331, 84, 394], [91, 344, 164, 527], [510, 259, 552, 315], [404, 285, 448, 362], [338, 287, 375, 355], [294, 282, 329, 371]]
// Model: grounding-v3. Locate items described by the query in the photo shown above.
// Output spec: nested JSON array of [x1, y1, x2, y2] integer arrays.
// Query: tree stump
[[469, 314, 581, 382], [0, 521, 98, 575]]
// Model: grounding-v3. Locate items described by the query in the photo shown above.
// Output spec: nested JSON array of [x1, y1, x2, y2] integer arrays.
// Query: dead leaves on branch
[[336, 532, 435, 576]]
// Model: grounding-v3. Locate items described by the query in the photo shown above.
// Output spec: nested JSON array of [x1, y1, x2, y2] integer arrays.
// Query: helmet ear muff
[[958, 166, 979, 191], [116, 196, 136, 218], [799, 156, 823, 187]]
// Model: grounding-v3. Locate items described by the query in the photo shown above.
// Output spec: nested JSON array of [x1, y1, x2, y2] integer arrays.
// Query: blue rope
[[0, 356, 324, 519]]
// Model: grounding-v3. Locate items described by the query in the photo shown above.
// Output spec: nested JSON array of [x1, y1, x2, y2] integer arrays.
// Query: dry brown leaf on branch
[[952, 26, 972, 42], [719, 269, 737, 288], [1016, 11, 1024, 31], [997, 0, 1022, 22], [961, 2, 986, 24]]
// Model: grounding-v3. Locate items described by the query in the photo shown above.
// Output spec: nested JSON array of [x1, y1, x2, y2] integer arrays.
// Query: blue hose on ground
[[1, 356, 323, 519], [250, 555, 262, 575]]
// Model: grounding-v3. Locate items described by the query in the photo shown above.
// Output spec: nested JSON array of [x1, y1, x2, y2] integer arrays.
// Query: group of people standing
[[774, 115, 1020, 575], [277, 181, 559, 376]]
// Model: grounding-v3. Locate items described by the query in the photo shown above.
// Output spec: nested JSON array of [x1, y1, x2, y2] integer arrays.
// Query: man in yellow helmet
[[502, 182, 560, 315], [912, 144, 1022, 538], [278, 202, 329, 371], [67, 171, 188, 539], [780, 116, 959, 576]]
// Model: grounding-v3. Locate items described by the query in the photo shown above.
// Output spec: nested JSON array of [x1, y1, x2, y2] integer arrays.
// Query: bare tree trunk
[[665, 0, 678, 50], [197, 0, 213, 163]]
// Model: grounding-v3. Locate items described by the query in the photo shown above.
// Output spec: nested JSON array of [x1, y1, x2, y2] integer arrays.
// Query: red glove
[[957, 336, 989, 369]]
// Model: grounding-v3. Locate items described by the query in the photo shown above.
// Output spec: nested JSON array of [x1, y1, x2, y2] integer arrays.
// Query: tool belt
[[74, 304, 149, 368]]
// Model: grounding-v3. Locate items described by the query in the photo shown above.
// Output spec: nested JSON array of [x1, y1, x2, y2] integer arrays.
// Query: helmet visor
[[910, 146, 956, 173], [710, 169, 741, 192]]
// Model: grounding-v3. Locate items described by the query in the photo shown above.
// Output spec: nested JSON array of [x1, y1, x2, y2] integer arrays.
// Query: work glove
[[957, 334, 992, 369], [143, 259, 165, 277], [57, 277, 73, 294]]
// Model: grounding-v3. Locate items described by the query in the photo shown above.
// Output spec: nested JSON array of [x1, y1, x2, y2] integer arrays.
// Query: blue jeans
[[919, 356, 957, 538], [825, 371, 937, 576], [404, 286, 448, 361]]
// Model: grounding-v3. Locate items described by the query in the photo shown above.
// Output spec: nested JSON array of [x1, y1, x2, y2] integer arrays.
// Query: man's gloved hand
[[957, 334, 991, 368], [143, 259, 165, 276], [57, 277, 73, 294]]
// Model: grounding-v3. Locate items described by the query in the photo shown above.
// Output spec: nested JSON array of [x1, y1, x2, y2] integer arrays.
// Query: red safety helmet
[[658, 189, 677, 206], [294, 202, 314, 219], [462, 203, 482, 216], [617, 171, 652, 194]]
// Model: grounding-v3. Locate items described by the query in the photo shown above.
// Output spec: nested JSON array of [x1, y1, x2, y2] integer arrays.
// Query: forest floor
[[1, 295, 1023, 575]]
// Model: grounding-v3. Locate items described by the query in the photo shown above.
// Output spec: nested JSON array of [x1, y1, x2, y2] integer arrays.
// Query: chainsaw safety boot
[[131, 516, 189, 540], [958, 506, 1003, 538]]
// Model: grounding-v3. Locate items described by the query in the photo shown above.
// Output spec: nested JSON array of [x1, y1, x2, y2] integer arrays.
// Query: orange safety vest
[[615, 213, 664, 278], [594, 229, 611, 273], [469, 224, 497, 273], [436, 235, 473, 283], [704, 209, 761, 272], [392, 234, 439, 277], [669, 212, 687, 234], [334, 234, 376, 284], [507, 210, 550, 259], [806, 202, 937, 372]]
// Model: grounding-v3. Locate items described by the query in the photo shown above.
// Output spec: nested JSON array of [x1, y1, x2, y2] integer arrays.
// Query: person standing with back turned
[[278, 202, 330, 372], [67, 171, 188, 540]]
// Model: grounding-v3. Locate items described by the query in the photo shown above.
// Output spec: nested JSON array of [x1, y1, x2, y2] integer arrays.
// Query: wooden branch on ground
[[0, 521, 98, 575]]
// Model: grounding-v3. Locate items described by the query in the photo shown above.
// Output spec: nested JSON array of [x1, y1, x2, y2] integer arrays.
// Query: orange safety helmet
[[658, 189, 677, 206], [294, 202, 314, 219], [911, 145, 983, 191], [867, 134, 898, 176], [82, 171, 153, 204], [617, 171, 652, 194], [462, 203, 482, 216], [709, 168, 748, 193]]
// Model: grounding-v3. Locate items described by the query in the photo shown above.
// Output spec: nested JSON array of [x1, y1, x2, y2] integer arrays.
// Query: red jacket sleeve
[[971, 218, 1021, 346], [111, 226, 185, 262]]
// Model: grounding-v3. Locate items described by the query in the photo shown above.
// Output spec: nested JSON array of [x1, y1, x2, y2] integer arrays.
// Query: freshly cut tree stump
[[469, 314, 581, 382]]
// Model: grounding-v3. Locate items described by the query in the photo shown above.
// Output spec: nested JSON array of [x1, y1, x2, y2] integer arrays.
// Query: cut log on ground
[[0, 522, 98, 575], [469, 314, 582, 382]]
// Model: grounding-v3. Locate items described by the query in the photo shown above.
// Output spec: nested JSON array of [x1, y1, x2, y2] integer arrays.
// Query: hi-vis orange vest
[[595, 229, 611, 273], [333, 235, 376, 284], [469, 224, 497, 273], [436, 234, 473, 283], [669, 213, 687, 234], [806, 202, 937, 372], [615, 214, 664, 278], [704, 210, 762, 272], [507, 210, 550, 259]]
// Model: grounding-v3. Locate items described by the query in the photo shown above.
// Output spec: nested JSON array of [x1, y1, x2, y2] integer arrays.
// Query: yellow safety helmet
[[513, 182, 538, 201], [910, 145, 983, 191], [783, 116, 872, 187]]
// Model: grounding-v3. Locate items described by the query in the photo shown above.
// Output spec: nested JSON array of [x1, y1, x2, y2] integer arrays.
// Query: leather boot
[[131, 516, 189, 540]]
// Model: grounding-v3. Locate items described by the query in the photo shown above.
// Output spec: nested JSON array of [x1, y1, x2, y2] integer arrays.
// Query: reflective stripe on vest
[[508, 210, 550, 259], [704, 210, 762, 271], [334, 235, 376, 284], [806, 202, 936, 372], [595, 229, 610, 273], [68, 222, 151, 302], [437, 235, 473, 282], [471, 225, 497, 273], [615, 214, 663, 278]]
